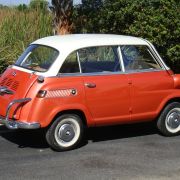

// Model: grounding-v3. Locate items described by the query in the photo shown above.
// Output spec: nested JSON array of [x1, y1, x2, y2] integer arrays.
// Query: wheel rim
[[165, 108, 180, 133], [59, 124, 75, 142], [54, 118, 80, 148]]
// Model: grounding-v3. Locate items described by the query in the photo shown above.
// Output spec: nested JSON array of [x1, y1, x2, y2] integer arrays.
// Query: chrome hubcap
[[165, 108, 180, 133], [167, 112, 180, 129], [54, 118, 80, 148], [58, 124, 75, 142]]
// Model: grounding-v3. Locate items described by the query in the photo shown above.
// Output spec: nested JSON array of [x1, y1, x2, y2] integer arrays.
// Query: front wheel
[[157, 102, 180, 136], [46, 114, 84, 151]]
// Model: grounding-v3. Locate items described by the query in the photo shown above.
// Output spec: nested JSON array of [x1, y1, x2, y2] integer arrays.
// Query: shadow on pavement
[[87, 121, 158, 142], [0, 121, 158, 149], [0, 126, 49, 149]]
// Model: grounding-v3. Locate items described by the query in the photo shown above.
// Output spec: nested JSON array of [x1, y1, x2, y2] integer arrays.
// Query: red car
[[0, 34, 180, 151]]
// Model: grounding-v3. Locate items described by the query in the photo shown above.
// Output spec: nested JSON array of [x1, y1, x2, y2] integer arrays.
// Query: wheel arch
[[49, 109, 89, 128], [157, 97, 180, 119]]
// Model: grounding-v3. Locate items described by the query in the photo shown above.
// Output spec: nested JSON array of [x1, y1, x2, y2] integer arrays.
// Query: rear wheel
[[157, 102, 180, 136], [46, 114, 84, 151]]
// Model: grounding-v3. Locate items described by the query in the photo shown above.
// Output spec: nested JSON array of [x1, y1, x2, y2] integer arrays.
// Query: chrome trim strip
[[59, 69, 167, 77], [147, 49, 162, 69], [151, 45, 170, 70], [76, 51, 82, 73], [142, 39, 169, 70]]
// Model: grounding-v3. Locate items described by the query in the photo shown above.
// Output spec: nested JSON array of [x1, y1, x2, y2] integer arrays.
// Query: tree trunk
[[51, 0, 73, 35]]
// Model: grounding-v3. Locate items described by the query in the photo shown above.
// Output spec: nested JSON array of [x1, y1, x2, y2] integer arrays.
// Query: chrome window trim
[[123, 69, 165, 74], [76, 51, 82, 73], [147, 48, 163, 69], [58, 69, 167, 77], [142, 39, 169, 70], [118, 46, 125, 72], [149, 45, 169, 70]]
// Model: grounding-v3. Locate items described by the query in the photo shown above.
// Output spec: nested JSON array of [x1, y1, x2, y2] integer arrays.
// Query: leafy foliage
[[17, 4, 28, 11], [73, 0, 103, 33], [74, 0, 180, 72], [30, 0, 49, 10], [0, 4, 52, 73]]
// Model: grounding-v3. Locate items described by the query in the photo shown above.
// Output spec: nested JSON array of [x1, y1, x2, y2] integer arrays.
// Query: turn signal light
[[37, 90, 47, 98]]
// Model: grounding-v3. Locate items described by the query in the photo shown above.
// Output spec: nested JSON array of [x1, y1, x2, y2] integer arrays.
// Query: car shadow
[[86, 121, 158, 142], [0, 126, 49, 149], [0, 121, 158, 150]]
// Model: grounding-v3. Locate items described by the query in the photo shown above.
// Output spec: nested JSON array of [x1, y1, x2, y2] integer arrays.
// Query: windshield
[[15, 45, 59, 72]]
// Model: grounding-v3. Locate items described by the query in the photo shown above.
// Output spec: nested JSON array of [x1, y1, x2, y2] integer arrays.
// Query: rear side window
[[60, 52, 80, 73], [121, 45, 162, 71], [78, 46, 121, 73]]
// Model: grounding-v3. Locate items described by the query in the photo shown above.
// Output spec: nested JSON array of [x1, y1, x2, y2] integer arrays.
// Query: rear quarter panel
[[20, 76, 94, 127]]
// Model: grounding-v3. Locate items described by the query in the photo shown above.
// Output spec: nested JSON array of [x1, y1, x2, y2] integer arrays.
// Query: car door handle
[[84, 83, 96, 88]]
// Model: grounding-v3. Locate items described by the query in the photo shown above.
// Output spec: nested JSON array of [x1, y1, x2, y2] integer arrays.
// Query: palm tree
[[51, 0, 73, 35]]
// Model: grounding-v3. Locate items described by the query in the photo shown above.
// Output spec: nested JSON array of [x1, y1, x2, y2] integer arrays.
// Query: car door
[[121, 45, 174, 122], [78, 46, 131, 125]]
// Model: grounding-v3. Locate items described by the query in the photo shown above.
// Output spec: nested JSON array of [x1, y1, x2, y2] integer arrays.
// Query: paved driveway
[[0, 122, 180, 180]]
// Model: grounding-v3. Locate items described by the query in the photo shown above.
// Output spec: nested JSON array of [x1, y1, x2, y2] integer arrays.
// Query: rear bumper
[[0, 117, 40, 129], [0, 98, 40, 130]]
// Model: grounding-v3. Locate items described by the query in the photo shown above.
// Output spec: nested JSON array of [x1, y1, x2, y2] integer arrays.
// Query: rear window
[[15, 45, 59, 72]]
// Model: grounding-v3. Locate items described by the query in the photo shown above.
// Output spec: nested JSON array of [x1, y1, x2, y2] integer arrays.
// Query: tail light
[[37, 90, 47, 98]]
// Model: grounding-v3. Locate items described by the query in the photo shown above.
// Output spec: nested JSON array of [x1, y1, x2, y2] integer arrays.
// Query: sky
[[0, 0, 81, 6]]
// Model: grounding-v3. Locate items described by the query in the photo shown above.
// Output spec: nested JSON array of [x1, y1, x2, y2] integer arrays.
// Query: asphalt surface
[[0, 122, 180, 180]]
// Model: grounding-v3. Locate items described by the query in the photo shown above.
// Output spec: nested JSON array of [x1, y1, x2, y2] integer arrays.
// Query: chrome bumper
[[0, 98, 40, 130]]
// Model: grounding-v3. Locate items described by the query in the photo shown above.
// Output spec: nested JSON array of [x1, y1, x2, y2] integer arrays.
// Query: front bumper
[[0, 98, 40, 130]]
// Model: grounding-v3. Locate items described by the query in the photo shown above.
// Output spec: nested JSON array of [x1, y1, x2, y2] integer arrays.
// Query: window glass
[[121, 45, 162, 71], [78, 46, 121, 73], [15, 45, 59, 72], [60, 52, 80, 73]]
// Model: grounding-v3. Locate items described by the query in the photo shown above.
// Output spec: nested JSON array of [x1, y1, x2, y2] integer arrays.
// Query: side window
[[59, 52, 80, 73], [78, 46, 121, 73], [121, 45, 162, 71]]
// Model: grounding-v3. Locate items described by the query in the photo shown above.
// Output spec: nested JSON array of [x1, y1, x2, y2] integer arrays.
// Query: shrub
[[74, 0, 180, 72], [0, 7, 52, 73]]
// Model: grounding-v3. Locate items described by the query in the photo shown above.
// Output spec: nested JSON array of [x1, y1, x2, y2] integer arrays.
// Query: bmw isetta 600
[[0, 34, 180, 151]]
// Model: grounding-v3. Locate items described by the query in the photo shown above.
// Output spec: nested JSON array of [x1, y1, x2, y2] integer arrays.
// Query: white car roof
[[13, 34, 169, 77], [31, 34, 149, 52]]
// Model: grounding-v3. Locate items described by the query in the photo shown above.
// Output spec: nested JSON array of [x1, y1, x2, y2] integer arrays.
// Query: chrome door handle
[[85, 83, 96, 88]]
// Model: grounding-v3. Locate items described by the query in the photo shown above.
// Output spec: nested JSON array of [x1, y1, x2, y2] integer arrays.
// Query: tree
[[73, 0, 103, 33], [30, 0, 49, 11], [50, 0, 73, 35], [17, 4, 28, 11], [75, 0, 180, 72]]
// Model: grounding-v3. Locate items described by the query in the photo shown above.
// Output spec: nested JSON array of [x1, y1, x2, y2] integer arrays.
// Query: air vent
[[11, 81, 19, 91], [0, 77, 8, 86], [6, 78, 13, 87], [0, 77, 19, 91]]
